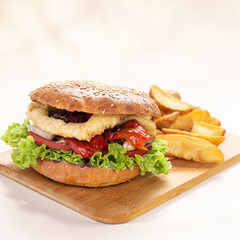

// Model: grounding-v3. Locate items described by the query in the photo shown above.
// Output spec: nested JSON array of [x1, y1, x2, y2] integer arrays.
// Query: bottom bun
[[31, 159, 141, 187]]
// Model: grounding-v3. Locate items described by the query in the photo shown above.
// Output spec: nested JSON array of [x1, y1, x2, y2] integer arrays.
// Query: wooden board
[[0, 133, 240, 224]]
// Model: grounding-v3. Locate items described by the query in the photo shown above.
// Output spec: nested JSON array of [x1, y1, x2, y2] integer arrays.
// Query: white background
[[0, 1, 240, 239]]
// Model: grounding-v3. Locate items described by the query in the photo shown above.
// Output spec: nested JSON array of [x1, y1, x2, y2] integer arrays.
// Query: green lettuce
[[1, 120, 171, 174], [11, 136, 84, 169], [1, 119, 30, 148], [90, 139, 170, 175]]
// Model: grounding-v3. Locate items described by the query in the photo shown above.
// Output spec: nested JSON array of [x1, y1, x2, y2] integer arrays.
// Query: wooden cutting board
[[0, 133, 240, 224]]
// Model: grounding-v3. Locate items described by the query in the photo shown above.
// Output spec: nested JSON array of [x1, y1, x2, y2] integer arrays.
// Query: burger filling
[[26, 102, 157, 141], [28, 118, 153, 158], [26, 102, 157, 158], [2, 102, 171, 175]]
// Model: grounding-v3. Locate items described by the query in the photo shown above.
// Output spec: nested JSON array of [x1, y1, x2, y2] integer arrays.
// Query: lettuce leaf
[[90, 143, 136, 173], [10, 136, 84, 169], [1, 120, 171, 174], [1, 119, 29, 148]]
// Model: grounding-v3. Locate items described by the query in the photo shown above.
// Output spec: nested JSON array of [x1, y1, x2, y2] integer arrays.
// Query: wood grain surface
[[0, 133, 239, 224]]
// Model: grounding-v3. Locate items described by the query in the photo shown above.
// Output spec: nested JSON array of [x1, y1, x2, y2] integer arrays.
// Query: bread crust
[[31, 160, 141, 187], [29, 80, 160, 118]]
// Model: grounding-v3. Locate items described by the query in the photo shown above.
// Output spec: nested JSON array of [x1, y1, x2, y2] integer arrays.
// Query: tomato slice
[[28, 131, 72, 151], [29, 130, 108, 158], [105, 120, 152, 150]]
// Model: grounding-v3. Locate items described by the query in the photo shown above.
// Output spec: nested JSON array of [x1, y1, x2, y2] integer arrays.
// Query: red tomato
[[28, 132, 72, 151]]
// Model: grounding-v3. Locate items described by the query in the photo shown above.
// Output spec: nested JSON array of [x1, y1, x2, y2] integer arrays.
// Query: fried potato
[[156, 129, 163, 135], [150, 85, 195, 113], [188, 109, 221, 126], [156, 134, 224, 163], [210, 116, 221, 126], [155, 111, 180, 129], [187, 109, 211, 123], [164, 89, 181, 100], [162, 128, 225, 146], [192, 121, 226, 136], [169, 114, 193, 132]]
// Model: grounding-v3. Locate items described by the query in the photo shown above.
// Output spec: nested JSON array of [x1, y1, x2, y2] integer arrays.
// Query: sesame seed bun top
[[29, 80, 160, 118]]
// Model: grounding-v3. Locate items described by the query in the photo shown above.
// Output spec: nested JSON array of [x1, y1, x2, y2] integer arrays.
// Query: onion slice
[[27, 125, 55, 141]]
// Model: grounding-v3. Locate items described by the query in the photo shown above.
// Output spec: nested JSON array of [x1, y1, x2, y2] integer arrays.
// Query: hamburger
[[1, 80, 171, 187]]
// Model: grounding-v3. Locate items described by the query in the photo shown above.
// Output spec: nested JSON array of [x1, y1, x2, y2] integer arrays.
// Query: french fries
[[188, 109, 222, 126], [210, 116, 221, 126], [150, 85, 195, 114], [150, 84, 226, 164], [155, 111, 180, 129], [191, 121, 226, 136], [161, 128, 225, 146], [164, 89, 181, 100], [169, 114, 193, 132], [157, 134, 224, 163], [156, 129, 163, 135], [187, 109, 211, 123]]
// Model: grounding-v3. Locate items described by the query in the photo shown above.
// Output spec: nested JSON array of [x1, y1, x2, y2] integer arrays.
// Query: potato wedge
[[155, 111, 180, 129], [210, 116, 221, 126], [188, 109, 221, 126], [156, 134, 224, 163], [162, 128, 225, 146], [156, 129, 163, 135], [192, 121, 226, 136], [169, 114, 193, 132], [150, 85, 195, 113], [164, 89, 181, 100], [188, 109, 211, 123]]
